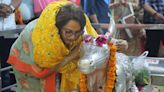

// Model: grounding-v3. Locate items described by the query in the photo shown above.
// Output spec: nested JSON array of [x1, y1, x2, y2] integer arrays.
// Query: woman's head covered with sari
[[32, 1, 97, 68]]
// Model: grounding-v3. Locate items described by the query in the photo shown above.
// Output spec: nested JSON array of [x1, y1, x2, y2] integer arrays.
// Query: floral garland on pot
[[80, 35, 117, 92]]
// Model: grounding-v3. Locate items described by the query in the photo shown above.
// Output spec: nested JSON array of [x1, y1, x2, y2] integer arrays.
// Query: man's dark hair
[[56, 4, 86, 31]]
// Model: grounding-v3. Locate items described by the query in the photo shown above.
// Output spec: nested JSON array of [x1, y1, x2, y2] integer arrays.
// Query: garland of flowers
[[80, 73, 87, 92], [105, 42, 117, 92], [79, 41, 117, 92]]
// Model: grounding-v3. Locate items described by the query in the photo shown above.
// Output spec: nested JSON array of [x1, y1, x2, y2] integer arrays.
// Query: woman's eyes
[[64, 29, 82, 36], [65, 30, 73, 34]]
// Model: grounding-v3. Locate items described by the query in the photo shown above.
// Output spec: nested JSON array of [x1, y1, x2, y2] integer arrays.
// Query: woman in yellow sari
[[7, 1, 97, 92]]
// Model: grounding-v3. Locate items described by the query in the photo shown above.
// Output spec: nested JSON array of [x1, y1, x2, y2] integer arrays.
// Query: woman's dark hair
[[56, 4, 86, 31]]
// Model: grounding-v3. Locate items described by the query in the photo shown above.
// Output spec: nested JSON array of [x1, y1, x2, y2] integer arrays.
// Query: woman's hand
[[53, 45, 81, 72], [0, 4, 13, 17], [67, 44, 81, 61], [115, 39, 128, 51]]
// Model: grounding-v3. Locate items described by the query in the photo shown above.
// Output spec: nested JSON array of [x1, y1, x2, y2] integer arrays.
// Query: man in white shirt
[[0, 0, 21, 91]]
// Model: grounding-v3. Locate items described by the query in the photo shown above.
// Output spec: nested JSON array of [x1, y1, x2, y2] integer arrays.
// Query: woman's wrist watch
[[10, 5, 15, 13]]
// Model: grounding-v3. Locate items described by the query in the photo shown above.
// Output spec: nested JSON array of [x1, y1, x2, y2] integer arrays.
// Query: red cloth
[[8, 55, 56, 92], [70, 0, 80, 6]]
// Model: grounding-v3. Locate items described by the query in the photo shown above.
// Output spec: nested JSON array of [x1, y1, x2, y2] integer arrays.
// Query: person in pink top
[[33, 0, 80, 17]]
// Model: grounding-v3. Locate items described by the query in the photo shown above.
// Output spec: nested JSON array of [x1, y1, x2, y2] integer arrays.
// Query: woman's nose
[[69, 34, 77, 40]]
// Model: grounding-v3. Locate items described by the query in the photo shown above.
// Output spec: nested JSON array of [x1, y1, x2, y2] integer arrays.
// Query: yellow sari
[[32, 1, 97, 91]]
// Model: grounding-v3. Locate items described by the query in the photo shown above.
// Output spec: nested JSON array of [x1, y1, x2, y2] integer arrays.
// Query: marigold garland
[[79, 42, 117, 92], [105, 42, 117, 92], [80, 73, 87, 92]]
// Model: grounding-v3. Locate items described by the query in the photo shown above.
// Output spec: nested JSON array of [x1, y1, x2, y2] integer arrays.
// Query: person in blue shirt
[[140, 0, 164, 57], [81, 0, 111, 34]]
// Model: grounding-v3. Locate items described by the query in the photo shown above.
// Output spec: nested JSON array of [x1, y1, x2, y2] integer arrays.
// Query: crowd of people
[[0, 0, 164, 92]]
